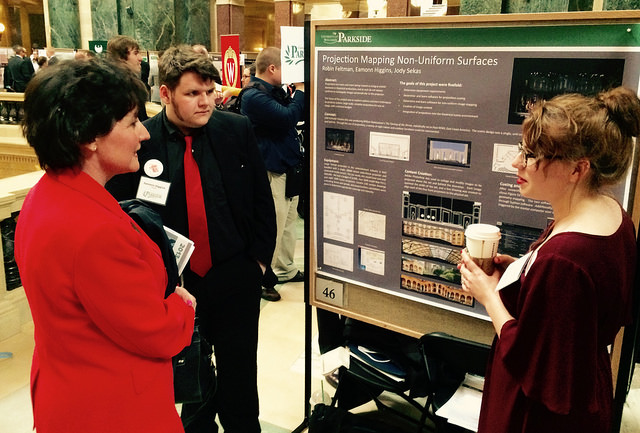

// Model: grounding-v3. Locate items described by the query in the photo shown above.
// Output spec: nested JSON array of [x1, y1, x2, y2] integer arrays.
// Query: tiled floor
[[2, 217, 640, 432]]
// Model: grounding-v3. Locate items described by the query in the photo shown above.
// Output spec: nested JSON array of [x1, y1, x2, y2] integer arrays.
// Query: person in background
[[241, 47, 305, 302], [106, 45, 276, 433], [4, 45, 25, 91], [45, 46, 59, 66], [74, 49, 95, 60], [141, 58, 151, 98], [107, 35, 143, 73], [15, 58, 196, 433], [459, 86, 640, 433], [108, 35, 148, 120], [29, 44, 40, 73], [36, 56, 48, 71], [241, 64, 255, 88]]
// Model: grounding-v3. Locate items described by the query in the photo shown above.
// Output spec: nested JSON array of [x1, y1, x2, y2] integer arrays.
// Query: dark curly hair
[[22, 58, 148, 172]]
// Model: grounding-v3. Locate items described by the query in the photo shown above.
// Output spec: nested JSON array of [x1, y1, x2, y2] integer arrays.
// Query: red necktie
[[183, 136, 212, 277]]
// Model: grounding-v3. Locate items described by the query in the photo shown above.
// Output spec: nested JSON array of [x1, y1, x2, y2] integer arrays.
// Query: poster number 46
[[315, 278, 344, 307]]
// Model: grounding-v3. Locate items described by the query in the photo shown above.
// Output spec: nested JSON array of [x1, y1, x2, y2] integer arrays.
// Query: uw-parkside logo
[[320, 31, 373, 45], [283, 44, 304, 65]]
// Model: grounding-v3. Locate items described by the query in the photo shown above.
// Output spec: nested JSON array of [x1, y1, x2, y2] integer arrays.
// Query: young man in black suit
[[107, 44, 276, 433]]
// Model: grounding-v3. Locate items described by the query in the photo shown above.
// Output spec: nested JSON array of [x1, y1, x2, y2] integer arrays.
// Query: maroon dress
[[477, 213, 636, 433]]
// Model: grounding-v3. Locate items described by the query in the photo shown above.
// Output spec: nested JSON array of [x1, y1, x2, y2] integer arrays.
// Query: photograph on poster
[[324, 242, 354, 272], [508, 57, 625, 124], [402, 256, 460, 284], [496, 221, 546, 258], [402, 238, 462, 265], [401, 273, 474, 307], [492, 142, 520, 174], [426, 137, 471, 167], [323, 191, 355, 244], [402, 191, 480, 229], [358, 246, 386, 275], [358, 210, 386, 240], [326, 127, 355, 153], [369, 131, 410, 160]]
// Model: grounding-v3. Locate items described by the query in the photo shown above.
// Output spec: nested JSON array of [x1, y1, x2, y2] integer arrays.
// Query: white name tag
[[495, 251, 533, 292], [136, 176, 170, 206]]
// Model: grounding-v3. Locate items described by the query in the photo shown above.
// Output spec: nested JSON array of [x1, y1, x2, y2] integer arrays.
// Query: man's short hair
[[22, 58, 148, 172], [107, 35, 140, 62], [13, 45, 25, 56], [255, 47, 280, 74], [159, 44, 221, 90]]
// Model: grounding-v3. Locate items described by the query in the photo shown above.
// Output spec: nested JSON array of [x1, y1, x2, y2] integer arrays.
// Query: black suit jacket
[[107, 109, 277, 270], [4, 55, 21, 90]]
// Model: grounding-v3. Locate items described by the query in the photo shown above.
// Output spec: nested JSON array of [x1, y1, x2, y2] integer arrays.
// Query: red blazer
[[15, 170, 194, 433]]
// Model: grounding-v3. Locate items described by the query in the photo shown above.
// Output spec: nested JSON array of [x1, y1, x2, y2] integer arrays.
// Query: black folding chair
[[420, 332, 491, 433]]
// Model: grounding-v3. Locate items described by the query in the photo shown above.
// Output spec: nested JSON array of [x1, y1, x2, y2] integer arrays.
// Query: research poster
[[312, 23, 640, 320]]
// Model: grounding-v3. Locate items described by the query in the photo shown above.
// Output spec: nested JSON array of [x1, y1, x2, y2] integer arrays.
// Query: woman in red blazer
[[15, 59, 196, 432]]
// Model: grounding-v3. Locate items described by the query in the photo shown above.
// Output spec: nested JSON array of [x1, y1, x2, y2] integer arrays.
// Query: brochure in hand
[[164, 226, 195, 276]]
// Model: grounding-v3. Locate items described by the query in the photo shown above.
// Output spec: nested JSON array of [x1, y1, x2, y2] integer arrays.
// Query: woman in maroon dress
[[459, 87, 640, 433]]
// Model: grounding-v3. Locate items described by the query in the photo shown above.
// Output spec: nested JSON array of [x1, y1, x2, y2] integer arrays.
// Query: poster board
[[309, 12, 640, 344]]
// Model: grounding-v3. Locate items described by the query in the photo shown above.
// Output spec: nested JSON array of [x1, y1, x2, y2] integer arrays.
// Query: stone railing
[[0, 171, 43, 341]]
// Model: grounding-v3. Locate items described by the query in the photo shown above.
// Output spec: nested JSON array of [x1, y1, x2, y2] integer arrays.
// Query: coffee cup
[[464, 223, 501, 274]]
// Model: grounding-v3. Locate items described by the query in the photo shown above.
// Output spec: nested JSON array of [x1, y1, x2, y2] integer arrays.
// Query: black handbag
[[119, 199, 216, 404], [172, 318, 216, 404]]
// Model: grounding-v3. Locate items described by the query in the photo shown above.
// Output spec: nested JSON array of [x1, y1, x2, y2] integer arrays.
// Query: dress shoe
[[280, 270, 304, 284], [261, 286, 281, 302], [324, 368, 340, 388]]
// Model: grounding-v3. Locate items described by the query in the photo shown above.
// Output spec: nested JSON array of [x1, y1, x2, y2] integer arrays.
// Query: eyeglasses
[[517, 141, 537, 168]]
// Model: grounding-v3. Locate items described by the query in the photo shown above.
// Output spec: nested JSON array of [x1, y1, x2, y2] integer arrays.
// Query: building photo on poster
[[312, 24, 640, 320]]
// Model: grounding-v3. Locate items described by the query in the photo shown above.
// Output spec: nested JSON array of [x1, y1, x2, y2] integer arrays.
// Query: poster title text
[[322, 54, 498, 67]]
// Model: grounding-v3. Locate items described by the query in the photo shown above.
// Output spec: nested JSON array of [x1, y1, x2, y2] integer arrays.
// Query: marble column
[[78, 0, 93, 49], [19, 6, 30, 50], [176, 0, 211, 47], [134, 0, 176, 50], [387, 0, 410, 17], [460, 0, 502, 14], [504, 0, 570, 13], [90, 0, 117, 42], [604, 0, 640, 8], [274, 0, 304, 47], [0, 0, 10, 47], [48, 0, 81, 49], [217, 0, 245, 50]]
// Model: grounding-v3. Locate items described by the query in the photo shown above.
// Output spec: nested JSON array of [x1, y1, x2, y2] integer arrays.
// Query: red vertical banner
[[220, 35, 241, 88]]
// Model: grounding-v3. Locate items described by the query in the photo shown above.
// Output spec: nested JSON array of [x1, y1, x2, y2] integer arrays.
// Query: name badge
[[495, 251, 534, 292], [136, 176, 170, 206]]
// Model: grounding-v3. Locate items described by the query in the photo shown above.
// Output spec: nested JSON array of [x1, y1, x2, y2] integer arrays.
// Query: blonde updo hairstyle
[[522, 86, 640, 192]]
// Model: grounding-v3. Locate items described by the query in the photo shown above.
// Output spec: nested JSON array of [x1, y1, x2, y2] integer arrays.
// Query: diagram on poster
[[313, 24, 640, 320]]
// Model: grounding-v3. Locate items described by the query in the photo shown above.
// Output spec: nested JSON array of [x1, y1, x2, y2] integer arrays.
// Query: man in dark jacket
[[240, 47, 305, 301], [4, 45, 31, 92], [107, 44, 276, 433]]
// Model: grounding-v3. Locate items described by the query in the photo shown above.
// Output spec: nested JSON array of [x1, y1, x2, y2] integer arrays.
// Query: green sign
[[89, 40, 108, 54], [315, 24, 640, 48]]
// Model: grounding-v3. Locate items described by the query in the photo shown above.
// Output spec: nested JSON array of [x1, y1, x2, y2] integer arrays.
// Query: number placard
[[315, 277, 344, 307]]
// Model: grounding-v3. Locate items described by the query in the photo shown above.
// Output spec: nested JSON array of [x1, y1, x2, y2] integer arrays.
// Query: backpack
[[223, 81, 292, 114], [224, 81, 266, 114]]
